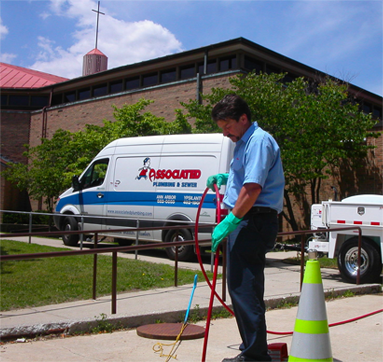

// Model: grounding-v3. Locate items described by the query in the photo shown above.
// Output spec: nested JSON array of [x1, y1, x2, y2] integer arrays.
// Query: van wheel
[[337, 237, 382, 284], [62, 216, 79, 246], [165, 229, 194, 261]]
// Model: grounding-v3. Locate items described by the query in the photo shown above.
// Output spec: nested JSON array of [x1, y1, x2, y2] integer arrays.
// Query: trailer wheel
[[62, 216, 79, 246], [337, 237, 382, 284], [165, 229, 194, 261]]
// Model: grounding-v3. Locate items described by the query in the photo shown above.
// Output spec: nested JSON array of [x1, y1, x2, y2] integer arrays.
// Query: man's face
[[217, 115, 250, 142]]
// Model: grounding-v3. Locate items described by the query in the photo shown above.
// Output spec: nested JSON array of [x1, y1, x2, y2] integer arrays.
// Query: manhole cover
[[137, 323, 205, 340]]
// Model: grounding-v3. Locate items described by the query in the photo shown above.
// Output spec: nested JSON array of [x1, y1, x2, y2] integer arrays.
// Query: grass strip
[[0, 240, 216, 311], [284, 255, 338, 269]]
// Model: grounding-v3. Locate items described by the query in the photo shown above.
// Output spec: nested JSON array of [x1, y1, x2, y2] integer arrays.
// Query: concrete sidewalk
[[1, 294, 382, 362], [1, 236, 382, 361]]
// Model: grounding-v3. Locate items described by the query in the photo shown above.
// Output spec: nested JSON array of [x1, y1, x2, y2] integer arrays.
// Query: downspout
[[196, 73, 201, 104], [196, 51, 208, 105], [41, 88, 53, 140], [39, 88, 53, 210]]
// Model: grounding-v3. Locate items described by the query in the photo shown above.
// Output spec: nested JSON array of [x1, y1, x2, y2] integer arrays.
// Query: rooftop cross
[[92, 1, 105, 49]]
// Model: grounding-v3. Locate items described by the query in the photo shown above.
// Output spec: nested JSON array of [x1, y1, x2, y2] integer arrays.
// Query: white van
[[54, 134, 234, 260]]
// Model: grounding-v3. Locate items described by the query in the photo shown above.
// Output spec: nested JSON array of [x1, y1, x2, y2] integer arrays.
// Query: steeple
[[82, 1, 108, 76]]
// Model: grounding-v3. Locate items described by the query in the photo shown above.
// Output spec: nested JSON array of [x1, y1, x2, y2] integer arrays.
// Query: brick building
[[0, 64, 69, 213], [1, 37, 382, 224]]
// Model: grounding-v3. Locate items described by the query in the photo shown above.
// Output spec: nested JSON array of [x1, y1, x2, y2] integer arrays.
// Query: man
[[207, 94, 284, 362]]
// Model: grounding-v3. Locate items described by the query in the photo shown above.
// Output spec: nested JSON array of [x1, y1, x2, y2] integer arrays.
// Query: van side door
[[77, 158, 110, 232], [104, 156, 161, 241]]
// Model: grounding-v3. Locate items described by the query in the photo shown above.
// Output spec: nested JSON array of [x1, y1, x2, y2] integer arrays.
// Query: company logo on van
[[135, 158, 201, 182], [149, 169, 201, 181], [135, 157, 152, 180]]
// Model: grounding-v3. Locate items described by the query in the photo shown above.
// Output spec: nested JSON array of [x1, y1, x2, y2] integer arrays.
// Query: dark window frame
[[110, 80, 124, 94], [125, 76, 140, 90], [78, 88, 91, 101], [93, 83, 108, 97], [142, 72, 158, 87], [160, 68, 177, 83]]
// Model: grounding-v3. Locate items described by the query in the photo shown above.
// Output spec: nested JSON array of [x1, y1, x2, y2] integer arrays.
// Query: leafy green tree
[[180, 72, 379, 229], [2, 99, 191, 211]]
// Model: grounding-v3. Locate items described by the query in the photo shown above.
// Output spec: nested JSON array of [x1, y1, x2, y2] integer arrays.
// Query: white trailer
[[309, 194, 383, 283]]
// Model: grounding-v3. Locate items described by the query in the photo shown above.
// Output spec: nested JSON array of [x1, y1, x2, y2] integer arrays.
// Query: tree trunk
[[282, 190, 299, 231]]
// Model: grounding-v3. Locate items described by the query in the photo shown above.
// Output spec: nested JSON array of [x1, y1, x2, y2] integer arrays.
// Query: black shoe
[[222, 354, 251, 362]]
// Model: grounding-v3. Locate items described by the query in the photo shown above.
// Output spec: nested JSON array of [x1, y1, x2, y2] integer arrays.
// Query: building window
[[266, 64, 280, 74], [219, 56, 237, 71], [125, 76, 140, 90], [51, 93, 63, 106], [93, 84, 107, 97], [110, 80, 123, 93], [244, 56, 263, 73], [197, 62, 204, 75], [160, 68, 176, 83], [363, 102, 372, 114], [180, 64, 195, 79], [206, 60, 217, 74], [65, 92, 76, 103], [143, 73, 158, 87], [31, 96, 49, 107], [373, 106, 382, 119], [9, 95, 29, 106], [1, 95, 7, 106], [283, 73, 298, 84], [79, 88, 91, 100]]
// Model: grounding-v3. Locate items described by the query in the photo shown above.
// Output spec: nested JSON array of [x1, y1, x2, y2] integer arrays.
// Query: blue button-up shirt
[[223, 122, 285, 213]]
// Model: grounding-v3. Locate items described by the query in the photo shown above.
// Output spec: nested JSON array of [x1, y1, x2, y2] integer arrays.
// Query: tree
[[180, 72, 379, 229], [2, 99, 192, 211], [2, 129, 76, 212]]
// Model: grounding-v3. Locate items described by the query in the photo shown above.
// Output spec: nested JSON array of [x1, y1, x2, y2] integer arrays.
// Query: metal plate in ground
[[137, 323, 205, 340]]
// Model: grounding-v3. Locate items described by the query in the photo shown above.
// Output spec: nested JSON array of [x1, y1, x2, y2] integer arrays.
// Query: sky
[[0, 0, 382, 96]]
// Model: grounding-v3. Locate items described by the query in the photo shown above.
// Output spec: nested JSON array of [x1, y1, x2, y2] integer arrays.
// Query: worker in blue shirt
[[207, 94, 285, 362]]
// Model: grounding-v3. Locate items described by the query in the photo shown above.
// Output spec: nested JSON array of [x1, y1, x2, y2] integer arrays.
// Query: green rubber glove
[[211, 212, 242, 252], [206, 173, 229, 191]]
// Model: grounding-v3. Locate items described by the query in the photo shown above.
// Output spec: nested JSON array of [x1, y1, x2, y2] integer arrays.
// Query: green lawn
[[0, 240, 215, 311], [284, 254, 338, 269]]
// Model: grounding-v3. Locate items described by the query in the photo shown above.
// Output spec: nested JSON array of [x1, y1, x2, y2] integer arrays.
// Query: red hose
[[194, 186, 234, 317], [328, 309, 383, 328], [195, 185, 233, 362], [266, 308, 383, 336], [201, 234, 221, 362], [194, 186, 383, 348]]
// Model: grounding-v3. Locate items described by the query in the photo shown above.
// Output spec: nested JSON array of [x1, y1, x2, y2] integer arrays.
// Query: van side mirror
[[72, 175, 82, 191]]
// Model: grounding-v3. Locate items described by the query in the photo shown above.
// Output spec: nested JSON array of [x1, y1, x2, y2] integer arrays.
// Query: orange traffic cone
[[288, 258, 333, 362]]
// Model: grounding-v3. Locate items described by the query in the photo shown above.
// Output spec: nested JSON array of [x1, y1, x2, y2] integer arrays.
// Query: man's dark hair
[[211, 94, 252, 123]]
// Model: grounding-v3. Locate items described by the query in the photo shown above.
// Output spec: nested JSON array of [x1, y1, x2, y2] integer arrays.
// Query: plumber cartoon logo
[[136, 157, 202, 185], [136, 157, 151, 180]]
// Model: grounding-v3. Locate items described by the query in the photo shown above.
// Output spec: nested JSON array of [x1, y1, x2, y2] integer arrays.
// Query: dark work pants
[[226, 211, 278, 361]]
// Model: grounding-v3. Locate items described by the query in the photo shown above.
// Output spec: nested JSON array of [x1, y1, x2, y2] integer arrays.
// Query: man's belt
[[248, 207, 277, 215]]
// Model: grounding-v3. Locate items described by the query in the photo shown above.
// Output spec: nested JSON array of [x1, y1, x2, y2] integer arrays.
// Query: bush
[[2, 211, 51, 225]]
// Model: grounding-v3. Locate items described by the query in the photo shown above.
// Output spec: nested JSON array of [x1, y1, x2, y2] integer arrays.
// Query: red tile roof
[[0, 62, 69, 89]]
